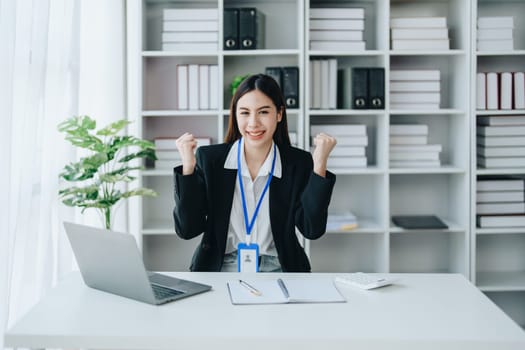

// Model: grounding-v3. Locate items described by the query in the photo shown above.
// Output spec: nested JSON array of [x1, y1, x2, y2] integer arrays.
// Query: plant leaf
[[122, 188, 158, 198], [97, 119, 131, 136]]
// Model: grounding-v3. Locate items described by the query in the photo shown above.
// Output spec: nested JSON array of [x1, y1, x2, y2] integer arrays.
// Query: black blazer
[[173, 143, 335, 272]]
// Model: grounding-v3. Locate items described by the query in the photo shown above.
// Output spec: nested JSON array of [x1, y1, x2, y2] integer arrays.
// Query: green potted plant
[[231, 74, 250, 96], [58, 115, 157, 229]]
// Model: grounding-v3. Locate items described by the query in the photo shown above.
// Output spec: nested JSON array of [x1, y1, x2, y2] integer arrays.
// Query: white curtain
[[1, 0, 127, 346], [0, 0, 80, 348]]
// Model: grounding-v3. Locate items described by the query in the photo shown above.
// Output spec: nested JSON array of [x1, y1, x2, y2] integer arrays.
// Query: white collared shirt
[[224, 139, 282, 256]]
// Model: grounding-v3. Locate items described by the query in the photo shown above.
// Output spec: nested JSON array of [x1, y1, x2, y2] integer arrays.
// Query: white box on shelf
[[162, 31, 219, 42], [390, 81, 440, 92], [486, 72, 499, 110], [163, 8, 218, 21], [477, 28, 513, 40], [477, 136, 525, 147], [477, 39, 513, 51], [309, 19, 364, 31], [310, 41, 365, 51], [309, 30, 363, 41], [390, 70, 440, 81], [390, 124, 429, 136], [477, 16, 514, 29], [476, 73, 486, 110], [514, 72, 525, 109], [177, 64, 188, 110], [163, 20, 218, 32], [309, 8, 365, 19], [391, 28, 448, 40], [478, 115, 525, 126], [391, 39, 449, 51], [390, 17, 447, 28]]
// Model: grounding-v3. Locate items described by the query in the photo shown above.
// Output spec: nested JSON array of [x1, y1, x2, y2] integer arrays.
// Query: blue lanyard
[[237, 138, 276, 237]]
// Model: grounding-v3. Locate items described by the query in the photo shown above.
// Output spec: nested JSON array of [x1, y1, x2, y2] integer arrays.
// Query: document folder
[[352, 67, 368, 109], [282, 67, 299, 108], [224, 9, 239, 50], [239, 8, 264, 49], [227, 278, 346, 305], [368, 67, 385, 109]]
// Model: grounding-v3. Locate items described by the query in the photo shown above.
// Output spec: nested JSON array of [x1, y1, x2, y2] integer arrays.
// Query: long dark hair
[[224, 74, 291, 147]]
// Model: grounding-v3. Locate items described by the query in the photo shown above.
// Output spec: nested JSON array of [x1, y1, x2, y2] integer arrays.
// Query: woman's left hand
[[312, 133, 337, 177]]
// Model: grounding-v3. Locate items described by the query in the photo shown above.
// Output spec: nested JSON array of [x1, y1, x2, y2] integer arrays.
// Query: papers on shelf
[[326, 212, 358, 231]]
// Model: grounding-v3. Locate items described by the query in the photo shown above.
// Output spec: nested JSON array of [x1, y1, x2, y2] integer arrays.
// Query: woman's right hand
[[175, 132, 197, 175]]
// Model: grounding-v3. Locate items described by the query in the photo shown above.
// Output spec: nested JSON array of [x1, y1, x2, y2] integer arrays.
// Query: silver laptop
[[64, 221, 212, 305]]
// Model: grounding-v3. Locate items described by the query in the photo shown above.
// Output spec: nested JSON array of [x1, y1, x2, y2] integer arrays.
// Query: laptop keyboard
[[152, 284, 184, 300]]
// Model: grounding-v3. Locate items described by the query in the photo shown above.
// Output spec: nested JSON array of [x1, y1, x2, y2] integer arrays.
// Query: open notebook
[[227, 278, 346, 305]]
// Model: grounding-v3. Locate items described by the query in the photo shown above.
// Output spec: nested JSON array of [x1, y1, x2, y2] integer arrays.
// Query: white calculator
[[335, 272, 393, 290]]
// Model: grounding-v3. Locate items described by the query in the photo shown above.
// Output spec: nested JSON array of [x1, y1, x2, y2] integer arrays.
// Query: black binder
[[239, 8, 264, 50], [282, 67, 299, 108], [391, 215, 448, 229], [337, 67, 352, 109], [352, 68, 368, 109], [265, 67, 282, 88], [368, 67, 385, 109], [224, 9, 239, 50]]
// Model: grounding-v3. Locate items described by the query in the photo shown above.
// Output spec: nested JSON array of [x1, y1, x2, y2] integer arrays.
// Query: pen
[[239, 279, 262, 296], [277, 278, 289, 299]]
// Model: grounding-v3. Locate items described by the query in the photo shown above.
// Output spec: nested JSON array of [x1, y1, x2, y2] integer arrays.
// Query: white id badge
[[237, 243, 259, 272]]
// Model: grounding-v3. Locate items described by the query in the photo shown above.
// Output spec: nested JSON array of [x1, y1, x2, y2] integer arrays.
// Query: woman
[[173, 74, 336, 272]]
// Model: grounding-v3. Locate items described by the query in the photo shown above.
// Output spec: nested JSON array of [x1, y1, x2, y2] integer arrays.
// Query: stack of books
[[477, 16, 514, 51], [176, 64, 219, 110], [476, 177, 525, 228], [389, 124, 441, 168], [390, 70, 441, 110], [154, 137, 211, 170], [309, 59, 337, 109], [390, 17, 449, 51], [311, 124, 368, 168], [477, 115, 525, 168], [162, 8, 219, 51], [476, 72, 525, 110], [309, 7, 365, 51]]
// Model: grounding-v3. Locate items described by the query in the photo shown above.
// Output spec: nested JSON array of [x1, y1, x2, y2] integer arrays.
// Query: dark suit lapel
[[270, 152, 294, 242], [216, 164, 236, 254]]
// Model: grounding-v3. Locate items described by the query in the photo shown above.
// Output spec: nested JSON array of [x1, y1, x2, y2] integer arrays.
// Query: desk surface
[[5, 272, 525, 350]]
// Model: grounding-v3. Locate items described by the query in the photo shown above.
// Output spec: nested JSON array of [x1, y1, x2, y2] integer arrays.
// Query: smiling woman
[[172, 74, 337, 273]]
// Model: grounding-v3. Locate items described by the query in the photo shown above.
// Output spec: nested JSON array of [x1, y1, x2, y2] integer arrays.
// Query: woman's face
[[236, 89, 282, 151]]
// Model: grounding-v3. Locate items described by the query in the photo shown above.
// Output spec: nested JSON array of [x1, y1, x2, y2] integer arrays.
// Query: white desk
[[5, 272, 525, 350]]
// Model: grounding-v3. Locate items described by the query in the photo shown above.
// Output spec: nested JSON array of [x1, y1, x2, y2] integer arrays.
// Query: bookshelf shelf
[[477, 50, 525, 56], [142, 110, 219, 117], [127, 0, 524, 327], [309, 110, 385, 116], [389, 49, 466, 56], [389, 109, 465, 115], [308, 50, 386, 56], [477, 228, 525, 235], [333, 167, 385, 175], [142, 51, 218, 57], [477, 168, 525, 176], [222, 49, 301, 56], [388, 166, 466, 174], [476, 109, 525, 116], [477, 271, 525, 292]]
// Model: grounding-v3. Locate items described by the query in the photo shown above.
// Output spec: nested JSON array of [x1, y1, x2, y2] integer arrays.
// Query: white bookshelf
[[126, 0, 523, 327], [471, 0, 525, 329]]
